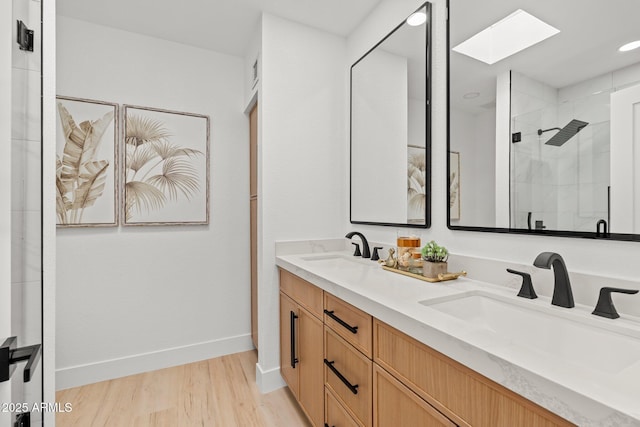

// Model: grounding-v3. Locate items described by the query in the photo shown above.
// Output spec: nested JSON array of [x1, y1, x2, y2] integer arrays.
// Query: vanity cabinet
[[279, 269, 573, 427], [324, 326, 372, 426], [373, 364, 456, 427], [373, 320, 574, 427], [279, 271, 324, 427], [325, 387, 361, 427]]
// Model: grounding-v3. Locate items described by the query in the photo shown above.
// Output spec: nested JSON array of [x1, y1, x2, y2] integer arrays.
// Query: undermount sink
[[420, 291, 640, 375], [300, 253, 373, 268]]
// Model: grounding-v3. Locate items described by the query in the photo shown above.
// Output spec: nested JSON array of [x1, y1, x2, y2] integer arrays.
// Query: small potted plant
[[421, 240, 448, 278]]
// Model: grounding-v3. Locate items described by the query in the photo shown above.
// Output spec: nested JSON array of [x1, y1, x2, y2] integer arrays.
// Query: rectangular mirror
[[351, 2, 431, 227], [448, 0, 640, 241]]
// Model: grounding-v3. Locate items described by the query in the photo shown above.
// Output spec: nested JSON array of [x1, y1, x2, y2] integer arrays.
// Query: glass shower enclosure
[[4, 0, 44, 425]]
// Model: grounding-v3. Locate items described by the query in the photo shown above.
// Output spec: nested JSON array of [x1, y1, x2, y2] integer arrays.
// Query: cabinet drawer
[[324, 293, 372, 358], [326, 387, 362, 427], [373, 320, 574, 427], [373, 364, 456, 427], [324, 326, 372, 427], [279, 269, 323, 318]]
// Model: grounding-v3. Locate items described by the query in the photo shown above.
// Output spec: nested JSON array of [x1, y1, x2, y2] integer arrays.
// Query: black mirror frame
[[349, 2, 432, 229], [445, 0, 640, 242]]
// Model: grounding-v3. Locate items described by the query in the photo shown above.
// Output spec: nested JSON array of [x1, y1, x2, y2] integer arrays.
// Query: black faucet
[[533, 252, 575, 308], [592, 287, 639, 319], [345, 231, 370, 259]]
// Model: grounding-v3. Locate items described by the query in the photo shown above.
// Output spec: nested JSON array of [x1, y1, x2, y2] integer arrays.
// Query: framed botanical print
[[56, 96, 119, 227], [123, 105, 210, 225]]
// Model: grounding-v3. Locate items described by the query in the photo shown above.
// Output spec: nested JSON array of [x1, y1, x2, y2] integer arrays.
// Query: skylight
[[453, 9, 560, 65]]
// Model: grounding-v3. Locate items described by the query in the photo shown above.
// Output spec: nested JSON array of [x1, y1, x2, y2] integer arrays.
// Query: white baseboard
[[56, 334, 254, 390], [255, 362, 286, 394]]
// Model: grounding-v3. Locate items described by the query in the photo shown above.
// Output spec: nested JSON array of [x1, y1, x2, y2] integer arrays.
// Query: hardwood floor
[[56, 350, 312, 427]]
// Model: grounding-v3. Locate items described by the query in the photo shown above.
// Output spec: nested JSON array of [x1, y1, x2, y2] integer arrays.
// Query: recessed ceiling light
[[619, 40, 640, 52], [406, 12, 427, 26], [463, 92, 480, 99], [453, 9, 560, 65]]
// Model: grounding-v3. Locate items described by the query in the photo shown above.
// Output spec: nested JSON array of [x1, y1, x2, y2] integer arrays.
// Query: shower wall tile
[[612, 62, 640, 89], [557, 156, 578, 185], [514, 182, 532, 212], [540, 183, 557, 213], [573, 91, 611, 124], [10, 211, 41, 285], [10, 282, 23, 343], [11, 138, 42, 214], [559, 73, 612, 103], [11, 68, 41, 141], [592, 124, 610, 153], [556, 212, 575, 230], [578, 150, 594, 185], [539, 211, 556, 230], [578, 183, 596, 214], [19, 281, 42, 345], [11, 0, 41, 73], [557, 184, 577, 211], [540, 104, 559, 132], [11, 138, 26, 211], [10, 281, 41, 347], [594, 151, 610, 185]]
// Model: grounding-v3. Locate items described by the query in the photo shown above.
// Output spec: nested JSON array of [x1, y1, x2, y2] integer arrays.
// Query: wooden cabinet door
[[374, 320, 574, 427], [298, 307, 324, 427], [326, 387, 362, 427], [373, 365, 456, 427], [325, 326, 372, 426], [279, 292, 298, 397]]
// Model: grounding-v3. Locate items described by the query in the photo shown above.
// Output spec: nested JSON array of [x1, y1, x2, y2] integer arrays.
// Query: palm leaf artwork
[[125, 114, 204, 222], [56, 102, 114, 224], [407, 152, 426, 216]]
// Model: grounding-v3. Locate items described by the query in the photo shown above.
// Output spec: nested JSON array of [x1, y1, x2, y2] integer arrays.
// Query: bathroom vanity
[[276, 241, 640, 427]]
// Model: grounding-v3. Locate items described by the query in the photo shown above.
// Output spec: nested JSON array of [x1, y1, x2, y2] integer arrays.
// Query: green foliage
[[421, 240, 448, 262]]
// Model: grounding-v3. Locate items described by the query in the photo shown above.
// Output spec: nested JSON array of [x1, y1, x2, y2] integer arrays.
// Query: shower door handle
[[0, 337, 42, 383]]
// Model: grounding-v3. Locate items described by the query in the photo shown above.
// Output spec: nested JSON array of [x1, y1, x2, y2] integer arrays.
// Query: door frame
[[42, 0, 57, 424], [1, 0, 14, 422]]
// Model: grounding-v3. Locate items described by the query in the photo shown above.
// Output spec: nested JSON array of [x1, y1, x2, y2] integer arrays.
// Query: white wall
[[256, 13, 346, 392], [56, 16, 252, 389], [450, 107, 495, 227], [352, 49, 408, 222], [346, 0, 640, 305]]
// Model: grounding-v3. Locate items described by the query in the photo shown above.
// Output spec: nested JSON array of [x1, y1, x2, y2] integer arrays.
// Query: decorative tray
[[381, 266, 467, 283]]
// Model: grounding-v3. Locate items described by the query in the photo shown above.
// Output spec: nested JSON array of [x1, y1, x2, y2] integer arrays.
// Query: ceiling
[[57, 0, 384, 57], [450, 0, 640, 113]]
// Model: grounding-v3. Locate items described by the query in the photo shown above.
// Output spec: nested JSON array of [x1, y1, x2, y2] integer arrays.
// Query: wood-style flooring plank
[[56, 350, 311, 427]]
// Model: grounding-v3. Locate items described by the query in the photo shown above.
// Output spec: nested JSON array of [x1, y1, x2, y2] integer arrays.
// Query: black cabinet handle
[[324, 359, 359, 395], [290, 311, 299, 368], [324, 310, 358, 334]]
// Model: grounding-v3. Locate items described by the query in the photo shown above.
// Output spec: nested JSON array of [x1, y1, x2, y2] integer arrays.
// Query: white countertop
[[276, 248, 640, 427]]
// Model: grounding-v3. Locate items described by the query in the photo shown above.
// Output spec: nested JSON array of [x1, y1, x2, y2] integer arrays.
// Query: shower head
[[537, 119, 589, 146]]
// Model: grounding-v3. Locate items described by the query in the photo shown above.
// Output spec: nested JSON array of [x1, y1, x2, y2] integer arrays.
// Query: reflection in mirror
[[448, 0, 640, 240], [351, 3, 431, 227]]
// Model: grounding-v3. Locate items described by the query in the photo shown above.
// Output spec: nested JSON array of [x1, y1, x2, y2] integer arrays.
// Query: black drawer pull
[[290, 311, 299, 368], [324, 309, 358, 334], [324, 359, 359, 395]]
